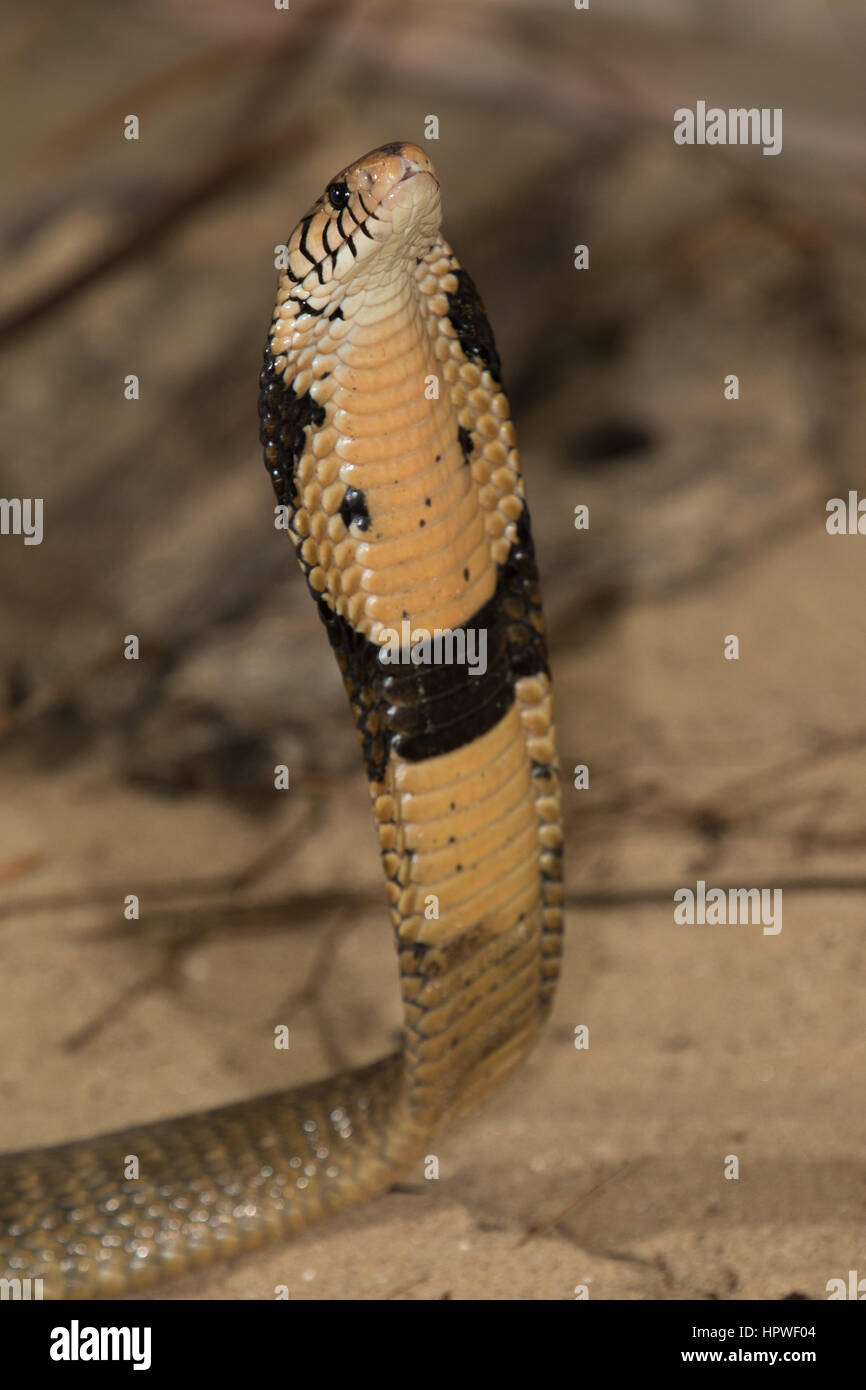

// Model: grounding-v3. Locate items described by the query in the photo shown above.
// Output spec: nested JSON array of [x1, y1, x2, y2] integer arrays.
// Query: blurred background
[[1, 0, 865, 1299]]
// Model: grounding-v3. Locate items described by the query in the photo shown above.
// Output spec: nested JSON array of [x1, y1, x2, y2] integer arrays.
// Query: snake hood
[[282, 142, 442, 297]]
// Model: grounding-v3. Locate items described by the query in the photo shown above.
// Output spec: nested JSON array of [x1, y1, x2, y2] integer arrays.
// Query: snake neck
[[265, 238, 564, 1136]]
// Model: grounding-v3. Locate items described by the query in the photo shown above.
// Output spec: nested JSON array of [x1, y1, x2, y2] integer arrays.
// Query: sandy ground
[[3, 514, 865, 1300], [1, 0, 865, 1300]]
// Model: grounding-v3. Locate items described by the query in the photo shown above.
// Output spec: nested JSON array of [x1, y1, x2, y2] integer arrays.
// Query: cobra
[[0, 142, 563, 1298]]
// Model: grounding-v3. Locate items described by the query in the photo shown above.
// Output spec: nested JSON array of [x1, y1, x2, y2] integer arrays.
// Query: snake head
[[282, 142, 441, 296]]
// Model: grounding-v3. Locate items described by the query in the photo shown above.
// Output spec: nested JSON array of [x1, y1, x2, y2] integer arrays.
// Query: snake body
[[0, 143, 562, 1298]]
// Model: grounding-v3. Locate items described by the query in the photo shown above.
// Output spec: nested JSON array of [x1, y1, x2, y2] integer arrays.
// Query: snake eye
[[327, 181, 350, 209]]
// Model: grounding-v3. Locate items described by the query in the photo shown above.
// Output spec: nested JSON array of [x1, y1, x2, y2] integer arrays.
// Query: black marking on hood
[[307, 497, 549, 778], [339, 486, 371, 531], [258, 349, 325, 509], [446, 268, 503, 383]]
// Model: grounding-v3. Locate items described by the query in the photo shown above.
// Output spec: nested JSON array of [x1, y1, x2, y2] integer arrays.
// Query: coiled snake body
[[0, 143, 562, 1298]]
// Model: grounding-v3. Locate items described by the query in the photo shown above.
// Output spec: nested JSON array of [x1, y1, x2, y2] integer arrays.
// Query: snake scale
[[0, 143, 563, 1298]]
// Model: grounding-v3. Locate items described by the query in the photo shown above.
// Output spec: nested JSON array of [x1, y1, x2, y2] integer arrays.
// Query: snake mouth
[[395, 166, 438, 193], [398, 168, 419, 184], [376, 162, 439, 225], [394, 147, 438, 189]]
